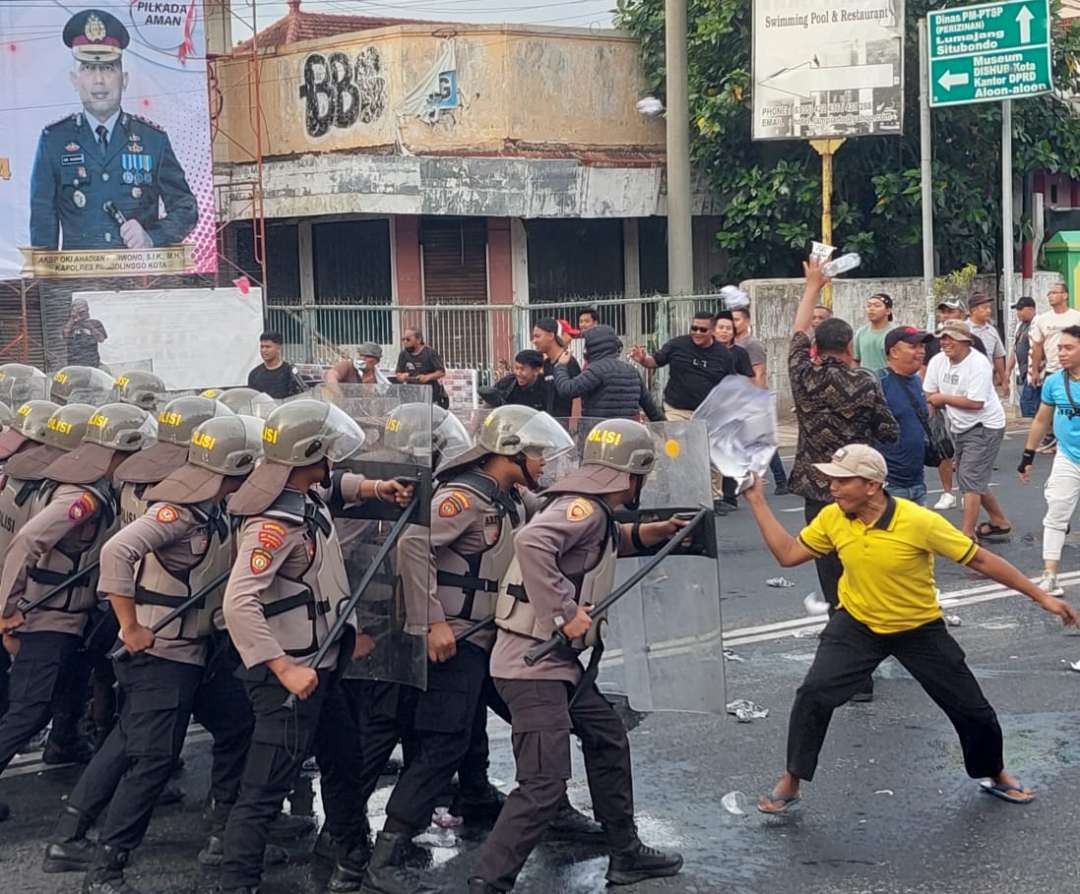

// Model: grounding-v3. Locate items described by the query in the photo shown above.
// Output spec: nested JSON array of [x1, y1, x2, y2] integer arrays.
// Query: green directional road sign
[[928, 0, 1052, 107]]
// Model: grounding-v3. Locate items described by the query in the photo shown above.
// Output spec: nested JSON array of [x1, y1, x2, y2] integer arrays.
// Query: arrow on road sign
[[938, 69, 971, 91], [1016, 4, 1034, 43], [760, 62, 894, 99]]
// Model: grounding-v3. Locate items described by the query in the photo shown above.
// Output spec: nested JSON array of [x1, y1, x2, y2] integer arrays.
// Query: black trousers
[[0, 631, 84, 773], [459, 670, 512, 791], [70, 640, 253, 834], [220, 668, 333, 890], [384, 643, 491, 832], [0, 646, 10, 718], [473, 679, 634, 890], [804, 499, 843, 610], [787, 611, 1004, 782], [313, 678, 374, 847]]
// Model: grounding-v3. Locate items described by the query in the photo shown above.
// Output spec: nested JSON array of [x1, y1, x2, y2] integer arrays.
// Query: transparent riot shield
[[562, 417, 726, 715], [320, 384, 433, 691]]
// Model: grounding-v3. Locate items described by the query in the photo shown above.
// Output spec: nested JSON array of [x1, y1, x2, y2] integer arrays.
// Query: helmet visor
[[322, 404, 366, 462], [435, 411, 472, 463], [514, 411, 574, 461]]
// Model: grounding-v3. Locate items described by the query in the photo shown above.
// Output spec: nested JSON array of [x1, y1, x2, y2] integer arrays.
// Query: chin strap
[[513, 452, 539, 491]]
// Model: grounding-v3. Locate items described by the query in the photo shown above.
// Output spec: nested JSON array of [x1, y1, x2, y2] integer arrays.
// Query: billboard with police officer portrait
[[0, 3, 217, 278]]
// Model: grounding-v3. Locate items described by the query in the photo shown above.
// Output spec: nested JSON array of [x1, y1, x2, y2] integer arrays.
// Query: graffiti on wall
[[299, 47, 387, 138]]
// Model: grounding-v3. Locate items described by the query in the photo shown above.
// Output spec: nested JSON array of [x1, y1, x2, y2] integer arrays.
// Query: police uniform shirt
[[98, 502, 211, 667], [489, 493, 610, 684], [223, 477, 367, 672], [30, 110, 198, 251], [398, 478, 505, 651], [0, 484, 103, 637]]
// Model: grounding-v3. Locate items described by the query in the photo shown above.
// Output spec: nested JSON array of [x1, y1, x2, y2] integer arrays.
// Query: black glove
[[1018, 448, 1036, 475]]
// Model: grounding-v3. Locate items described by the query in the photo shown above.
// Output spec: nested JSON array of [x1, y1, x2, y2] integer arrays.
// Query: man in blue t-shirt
[[876, 327, 934, 504], [1018, 324, 1080, 596]]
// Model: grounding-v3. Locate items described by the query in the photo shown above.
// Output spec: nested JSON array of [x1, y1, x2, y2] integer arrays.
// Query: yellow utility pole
[[809, 137, 845, 307]]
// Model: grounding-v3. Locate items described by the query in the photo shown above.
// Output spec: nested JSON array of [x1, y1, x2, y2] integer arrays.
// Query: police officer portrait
[[27, 8, 198, 253]]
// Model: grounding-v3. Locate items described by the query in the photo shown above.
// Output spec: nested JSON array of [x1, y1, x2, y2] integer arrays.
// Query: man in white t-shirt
[[924, 321, 1011, 541], [1029, 283, 1080, 384]]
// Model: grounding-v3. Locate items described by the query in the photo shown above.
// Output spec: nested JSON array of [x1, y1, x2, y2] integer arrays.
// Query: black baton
[[283, 489, 420, 709], [524, 508, 709, 667], [454, 616, 494, 643], [108, 569, 232, 661]]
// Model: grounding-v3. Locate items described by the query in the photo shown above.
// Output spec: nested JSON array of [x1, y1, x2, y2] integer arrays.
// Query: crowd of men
[[0, 258, 1077, 892]]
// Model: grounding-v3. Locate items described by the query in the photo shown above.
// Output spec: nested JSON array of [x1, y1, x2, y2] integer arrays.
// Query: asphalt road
[[6, 430, 1080, 894]]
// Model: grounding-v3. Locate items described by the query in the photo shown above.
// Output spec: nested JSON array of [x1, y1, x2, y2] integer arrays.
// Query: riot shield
[[321, 384, 432, 691], [564, 417, 726, 714]]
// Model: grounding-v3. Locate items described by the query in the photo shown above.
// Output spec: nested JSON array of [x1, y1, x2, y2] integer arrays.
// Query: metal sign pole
[[919, 19, 935, 331], [1002, 99, 1014, 330]]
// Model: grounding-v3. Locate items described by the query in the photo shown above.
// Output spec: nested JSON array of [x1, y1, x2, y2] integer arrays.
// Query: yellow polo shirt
[[798, 497, 978, 634]]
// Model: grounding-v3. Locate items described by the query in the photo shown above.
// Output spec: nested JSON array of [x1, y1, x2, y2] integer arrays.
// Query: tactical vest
[[25, 479, 118, 615], [253, 490, 351, 659], [494, 495, 617, 648], [133, 502, 232, 640], [434, 472, 523, 623], [119, 482, 151, 527], [0, 474, 46, 563]]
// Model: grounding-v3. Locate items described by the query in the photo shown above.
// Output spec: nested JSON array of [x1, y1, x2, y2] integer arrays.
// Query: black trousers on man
[[384, 643, 493, 833], [69, 641, 252, 835], [472, 679, 634, 891], [787, 611, 1004, 782], [0, 631, 84, 773], [220, 667, 336, 890], [803, 499, 843, 610]]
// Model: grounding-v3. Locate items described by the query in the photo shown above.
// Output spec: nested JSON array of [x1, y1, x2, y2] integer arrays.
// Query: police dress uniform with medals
[[29, 10, 198, 251], [77, 416, 266, 894], [470, 419, 684, 893], [215, 401, 405, 894], [0, 405, 151, 815]]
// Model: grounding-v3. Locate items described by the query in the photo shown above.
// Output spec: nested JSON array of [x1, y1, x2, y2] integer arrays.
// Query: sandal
[[975, 523, 1012, 542], [757, 790, 801, 815], [980, 779, 1034, 804]]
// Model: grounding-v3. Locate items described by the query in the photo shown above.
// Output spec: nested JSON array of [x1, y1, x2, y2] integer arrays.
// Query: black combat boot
[[81, 845, 141, 894], [326, 834, 375, 893], [42, 715, 94, 765], [467, 879, 504, 893], [43, 804, 96, 872], [267, 810, 317, 841], [198, 834, 288, 868], [604, 832, 683, 886], [0, 801, 10, 822], [450, 781, 506, 823], [357, 832, 436, 894], [545, 797, 605, 841]]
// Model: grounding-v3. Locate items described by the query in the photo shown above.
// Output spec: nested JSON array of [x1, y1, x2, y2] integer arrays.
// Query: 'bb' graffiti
[[299, 48, 387, 138]]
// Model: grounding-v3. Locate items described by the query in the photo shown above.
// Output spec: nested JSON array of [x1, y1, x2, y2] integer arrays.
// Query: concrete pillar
[[393, 215, 424, 344], [487, 218, 515, 367], [297, 220, 315, 362]]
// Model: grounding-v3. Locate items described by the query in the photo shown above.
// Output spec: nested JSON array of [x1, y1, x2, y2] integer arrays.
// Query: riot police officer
[[469, 418, 685, 892], [346, 406, 573, 894], [0, 404, 154, 821], [111, 370, 167, 413], [50, 365, 115, 406], [215, 400, 411, 894], [77, 415, 267, 894]]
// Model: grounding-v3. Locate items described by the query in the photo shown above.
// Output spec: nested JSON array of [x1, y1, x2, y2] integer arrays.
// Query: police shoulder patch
[[250, 548, 273, 575], [155, 504, 179, 524], [566, 497, 594, 522], [438, 491, 470, 518], [68, 492, 97, 522], [129, 113, 164, 132], [258, 522, 286, 551]]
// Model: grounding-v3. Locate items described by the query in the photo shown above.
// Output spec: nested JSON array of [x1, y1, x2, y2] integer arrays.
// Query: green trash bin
[[1043, 231, 1080, 307]]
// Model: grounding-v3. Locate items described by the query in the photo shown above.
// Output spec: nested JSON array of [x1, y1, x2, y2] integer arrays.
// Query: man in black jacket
[[478, 350, 549, 411], [552, 325, 664, 423]]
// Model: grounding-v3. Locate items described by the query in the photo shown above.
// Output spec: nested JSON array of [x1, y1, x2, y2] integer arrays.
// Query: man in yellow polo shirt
[[744, 443, 1078, 814]]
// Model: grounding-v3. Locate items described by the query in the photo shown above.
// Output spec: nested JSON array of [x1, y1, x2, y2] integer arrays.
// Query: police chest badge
[[566, 497, 594, 522], [483, 513, 500, 544], [250, 548, 273, 574]]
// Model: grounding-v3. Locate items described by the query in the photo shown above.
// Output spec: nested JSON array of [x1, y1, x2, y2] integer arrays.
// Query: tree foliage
[[615, 0, 1080, 280]]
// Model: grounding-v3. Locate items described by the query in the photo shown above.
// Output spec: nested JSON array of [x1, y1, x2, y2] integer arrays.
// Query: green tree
[[616, 0, 1080, 281]]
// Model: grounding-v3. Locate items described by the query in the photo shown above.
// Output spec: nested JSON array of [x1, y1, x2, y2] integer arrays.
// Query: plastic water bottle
[[823, 252, 861, 278]]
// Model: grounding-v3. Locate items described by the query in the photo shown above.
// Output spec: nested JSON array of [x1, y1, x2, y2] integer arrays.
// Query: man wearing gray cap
[[326, 344, 389, 388], [744, 443, 1077, 815]]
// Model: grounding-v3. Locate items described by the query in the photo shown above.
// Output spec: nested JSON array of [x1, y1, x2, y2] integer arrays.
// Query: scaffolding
[[1, 0, 269, 368]]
